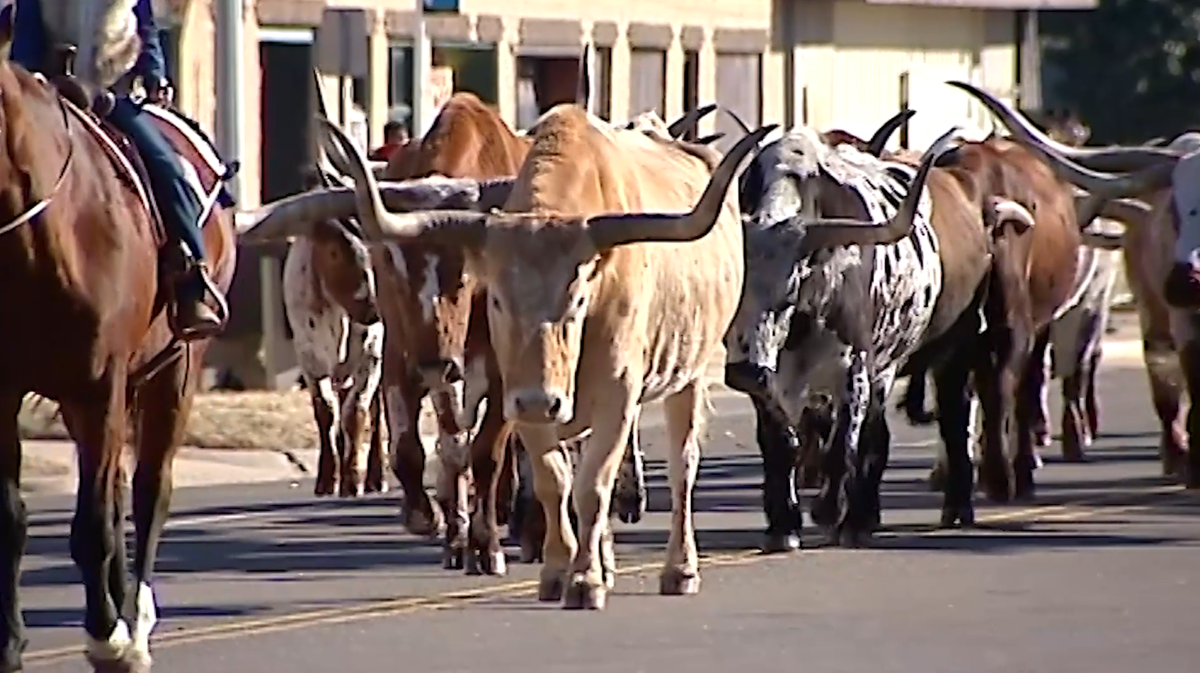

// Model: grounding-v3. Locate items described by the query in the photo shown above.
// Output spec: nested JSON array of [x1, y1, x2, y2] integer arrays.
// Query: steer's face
[[725, 224, 805, 397], [1166, 152, 1200, 310], [473, 216, 600, 425], [726, 143, 816, 397]]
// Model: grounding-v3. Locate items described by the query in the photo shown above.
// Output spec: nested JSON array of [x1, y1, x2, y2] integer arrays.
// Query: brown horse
[[0, 56, 238, 673]]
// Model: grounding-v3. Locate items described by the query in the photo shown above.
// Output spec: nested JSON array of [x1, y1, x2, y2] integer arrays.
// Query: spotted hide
[[725, 125, 958, 546], [281, 169, 386, 497]]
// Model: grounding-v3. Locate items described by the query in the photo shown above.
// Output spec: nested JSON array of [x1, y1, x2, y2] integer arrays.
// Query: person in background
[[368, 121, 409, 162]]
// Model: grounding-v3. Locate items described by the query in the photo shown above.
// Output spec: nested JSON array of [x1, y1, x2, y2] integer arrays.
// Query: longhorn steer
[[312, 102, 776, 609], [283, 168, 386, 498], [725, 124, 968, 545], [915, 81, 1169, 503], [1029, 232, 1124, 460], [243, 88, 725, 576], [965, 103, 1200, 484]]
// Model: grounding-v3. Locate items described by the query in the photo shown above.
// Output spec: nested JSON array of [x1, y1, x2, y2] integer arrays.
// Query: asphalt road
[[15, 357, 1200, 673]]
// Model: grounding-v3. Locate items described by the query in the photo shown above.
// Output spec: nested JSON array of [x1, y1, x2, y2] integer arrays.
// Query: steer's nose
[[725, 361, 773, 396], [1165, 262, 1200, 310], [506, 389, 569, 424], [417, 357, 463, 389]]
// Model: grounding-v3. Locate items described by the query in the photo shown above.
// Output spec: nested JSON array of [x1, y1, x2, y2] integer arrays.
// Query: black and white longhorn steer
[[724, 126, 959, 548]]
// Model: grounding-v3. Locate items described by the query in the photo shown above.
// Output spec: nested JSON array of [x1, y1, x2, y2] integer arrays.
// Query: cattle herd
[[234, 51, 1200, 612]]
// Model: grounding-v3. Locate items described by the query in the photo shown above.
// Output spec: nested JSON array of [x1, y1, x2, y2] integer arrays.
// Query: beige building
[[147, 0, 1094, 388]]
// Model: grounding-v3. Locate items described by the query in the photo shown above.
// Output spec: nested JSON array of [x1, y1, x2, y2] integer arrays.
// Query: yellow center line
[[23, 483, 1189, 665]]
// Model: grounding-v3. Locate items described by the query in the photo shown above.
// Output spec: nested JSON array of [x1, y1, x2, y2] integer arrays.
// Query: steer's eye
[[490, 294, 502, 312], [565, 294, 586, 321]]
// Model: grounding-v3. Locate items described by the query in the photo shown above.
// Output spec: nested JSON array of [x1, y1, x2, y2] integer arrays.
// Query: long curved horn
[[316, 117, 490, 246], [795, 126, 959, 251], [667, 103, 718, 139], [866, 108, 916, 157], [946, 80, 1183, 172], [238, 179, 503, 242], [694, 133, 725, 146], [238, 189, 359, 242], [1100, 197, 1154, 226], [584, 124, 779, 248], [721, 108, 751, 135]]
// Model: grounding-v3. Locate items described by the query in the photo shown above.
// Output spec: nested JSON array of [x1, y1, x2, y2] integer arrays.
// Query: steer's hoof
[[659, 569, 701, 596], [87, 651, 152, 673], [314, 475, 337, 497], [614, 490, 647, 525], [823, 524, 872, 548], [466, 548, 508, 577], [401, 501, 446, 539], [939, 505, 976, 529], [443, 545, 465, 570], [537, 576, 565, 602], [563, 581, 607, 610], [762, 532, 801, 553]]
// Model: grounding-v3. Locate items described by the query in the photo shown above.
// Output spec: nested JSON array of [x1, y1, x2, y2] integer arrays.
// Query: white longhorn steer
[[280, 174, 388, 497], [313, 105, 776, 610]]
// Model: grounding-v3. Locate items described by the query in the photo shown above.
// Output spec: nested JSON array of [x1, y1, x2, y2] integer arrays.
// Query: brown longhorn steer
[[948, 93, 1199, 485], [927, 81, 1167, 502], [0, 57, 239, 673]]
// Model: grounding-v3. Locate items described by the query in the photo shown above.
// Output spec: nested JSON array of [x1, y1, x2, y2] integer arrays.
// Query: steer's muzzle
[[417, 357, 464, 390], [505, 389, 569, 425], [1165, 262, 1200, 310], [725, 362, 773, 397]]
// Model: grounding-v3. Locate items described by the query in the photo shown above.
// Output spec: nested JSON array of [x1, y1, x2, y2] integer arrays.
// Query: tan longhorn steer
[[307, 104, 775, 609]]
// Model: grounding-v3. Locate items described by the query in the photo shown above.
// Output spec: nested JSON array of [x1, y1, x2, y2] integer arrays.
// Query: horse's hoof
[[563, 580, 607, 610], [762, 532, 801, 553], [659, 569, 701, 596], [537, 576, 565, 602]]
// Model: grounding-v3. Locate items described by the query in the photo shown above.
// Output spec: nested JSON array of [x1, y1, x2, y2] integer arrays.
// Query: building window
[[387, 43, 415, 136], [629, 48, 666, 118], [681, 50, 700, 140], [595, 46, 613, 120]]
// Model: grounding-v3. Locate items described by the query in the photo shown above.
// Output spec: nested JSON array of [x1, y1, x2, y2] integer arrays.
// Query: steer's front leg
[[519, 424, 578, 603], [564, 389, 637, 610], [811, 349, 872, 547]]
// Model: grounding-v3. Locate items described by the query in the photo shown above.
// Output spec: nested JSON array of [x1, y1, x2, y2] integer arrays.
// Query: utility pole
[[411, 0, 433, 138], [216, 0, 244, 202]]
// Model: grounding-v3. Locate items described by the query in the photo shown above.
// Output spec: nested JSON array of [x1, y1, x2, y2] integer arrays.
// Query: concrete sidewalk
[[19, 315, 1150, 496]]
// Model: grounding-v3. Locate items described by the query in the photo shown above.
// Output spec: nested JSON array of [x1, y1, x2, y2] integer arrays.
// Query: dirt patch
[[17, 391, 440, 450]]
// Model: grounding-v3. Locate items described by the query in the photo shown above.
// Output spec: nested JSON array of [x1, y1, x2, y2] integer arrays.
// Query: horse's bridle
[[0, 89, 74, 237]]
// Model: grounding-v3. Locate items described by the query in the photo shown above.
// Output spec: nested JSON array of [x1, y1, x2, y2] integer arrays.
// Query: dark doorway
[[515, 55, 582, 129], [259, 41, 314, 203]]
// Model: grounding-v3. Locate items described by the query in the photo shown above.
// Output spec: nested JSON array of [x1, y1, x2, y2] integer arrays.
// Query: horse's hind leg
[[0, 391, 29, 673], [60, 371, 139, 672]]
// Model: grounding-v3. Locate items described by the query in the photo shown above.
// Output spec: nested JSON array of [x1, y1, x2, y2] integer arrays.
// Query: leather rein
[[0, 87, 74, 237]]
